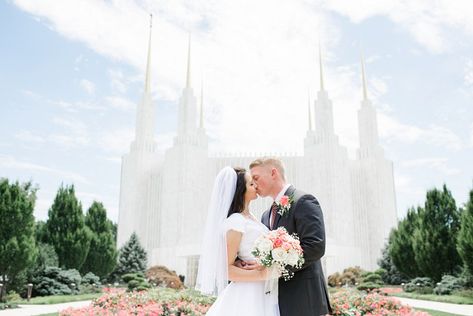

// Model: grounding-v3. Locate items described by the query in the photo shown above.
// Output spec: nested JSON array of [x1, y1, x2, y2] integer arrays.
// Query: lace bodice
[[223, 213, 269, 261]]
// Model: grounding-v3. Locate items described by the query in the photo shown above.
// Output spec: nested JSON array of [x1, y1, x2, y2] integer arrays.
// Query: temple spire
[[186, 32, 192, 88], [144, 14, 153, 95], [199, 78, 204, 129], [308, 89, 313, 131], [361, 53, 368, 101], [319, 41, 325, 91]]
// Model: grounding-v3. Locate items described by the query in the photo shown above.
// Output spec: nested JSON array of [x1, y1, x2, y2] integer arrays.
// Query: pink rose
[[280, 195, 289, 206], [273, 238, 283, 248], [282, 242, 291, 251]]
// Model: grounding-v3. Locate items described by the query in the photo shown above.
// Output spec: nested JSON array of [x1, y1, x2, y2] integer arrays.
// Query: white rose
[[257, 238, 273, 253], [286, 250, 300, 266], [272, 248, 288, 263]]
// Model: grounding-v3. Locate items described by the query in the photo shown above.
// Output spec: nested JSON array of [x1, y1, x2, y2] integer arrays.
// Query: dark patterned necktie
[[270, 202, 278, 230]]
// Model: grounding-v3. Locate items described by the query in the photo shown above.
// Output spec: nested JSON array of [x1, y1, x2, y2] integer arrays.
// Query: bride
[[196, 167, 279, 315]]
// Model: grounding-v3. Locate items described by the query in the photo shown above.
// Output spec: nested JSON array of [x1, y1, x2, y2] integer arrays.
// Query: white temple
[[117, 21, 398, 286]]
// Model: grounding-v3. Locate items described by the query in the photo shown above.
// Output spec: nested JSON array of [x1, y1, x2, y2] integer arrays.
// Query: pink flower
[[273, 238, 283, 248], [280, 195, 289, 206]]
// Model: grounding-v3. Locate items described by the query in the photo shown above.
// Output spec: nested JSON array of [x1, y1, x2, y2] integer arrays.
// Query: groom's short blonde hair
[[249, 157, 286, 181]]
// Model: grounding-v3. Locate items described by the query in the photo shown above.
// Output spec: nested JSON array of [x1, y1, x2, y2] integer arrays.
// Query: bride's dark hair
[[227, 167, 247, 218]]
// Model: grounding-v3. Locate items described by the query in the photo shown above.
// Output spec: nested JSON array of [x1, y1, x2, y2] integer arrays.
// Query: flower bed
[[60, 287, 214, 316], [331, 288, 430, 316], [62, 287, 434, 315]]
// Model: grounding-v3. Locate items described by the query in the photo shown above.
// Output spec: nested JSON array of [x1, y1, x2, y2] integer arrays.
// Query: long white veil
[[196, 166, 237, 295]]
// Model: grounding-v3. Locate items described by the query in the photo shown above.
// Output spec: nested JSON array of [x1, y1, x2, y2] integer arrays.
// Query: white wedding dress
[[205, 213, 280, 316]]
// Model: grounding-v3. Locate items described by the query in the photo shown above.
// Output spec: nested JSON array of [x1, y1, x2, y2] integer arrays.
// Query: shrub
[[363, 272, 383, 285], [328, 266, 364, 287], [357, 282, 381, 292], [328, 272, 341, 287], [433, 275, 465, 295], [453, 288, 473, 298], [146, 265, 184, 289], [81, 272, 101, 286], [331, 288, 429, 316], [5, 291, 21, 302], [121, 273, 150, 291], [32, 267, 82, 296], [404, 277, 434, 294]]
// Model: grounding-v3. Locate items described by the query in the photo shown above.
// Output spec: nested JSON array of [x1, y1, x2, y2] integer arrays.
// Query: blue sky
[[1, 0, 472, 222]]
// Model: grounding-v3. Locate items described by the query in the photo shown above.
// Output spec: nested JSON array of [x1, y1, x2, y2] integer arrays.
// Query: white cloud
[[105, 96, 135, 111], [322, 1, 473, 53], [400, 157, 460, 176], [470, 123, 473, 146], [109, 69, 128, 94], [464, 59, 473, 87], [0, 154, 90, 184], [79, 78, 95, 94], [15, 130, 45, 143], [378, 113, 464, 150], [98, 128, 135, 153]]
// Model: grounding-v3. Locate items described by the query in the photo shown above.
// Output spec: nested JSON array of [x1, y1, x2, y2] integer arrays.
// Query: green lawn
[[11, 293, 102, 305], [415, 307, 464, 316], [391, 292, 473, 305]]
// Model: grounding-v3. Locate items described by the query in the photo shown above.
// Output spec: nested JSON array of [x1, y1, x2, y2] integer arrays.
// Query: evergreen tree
[[35, 220, 48, 244], [389, 207, 421, 278], [413, 185, 462, 281], [378, 240, 408, 285], [0, 179, 37, 299], [457, 188, 473, 276], [81, 201, 117, 278], [113, 232, 147, 278], [46, 184, 91, 270]]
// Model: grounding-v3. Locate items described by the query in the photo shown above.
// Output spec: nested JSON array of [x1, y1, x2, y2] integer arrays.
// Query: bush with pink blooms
[[331, 288, 430, 316], [60, 287, 215, 316]]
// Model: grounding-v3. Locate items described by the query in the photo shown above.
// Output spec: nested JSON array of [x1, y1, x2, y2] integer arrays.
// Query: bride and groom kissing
[[196, 157, 332, 316]]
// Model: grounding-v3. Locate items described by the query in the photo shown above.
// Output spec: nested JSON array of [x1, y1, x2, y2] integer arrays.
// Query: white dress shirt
[[269, 183, 292, 226]]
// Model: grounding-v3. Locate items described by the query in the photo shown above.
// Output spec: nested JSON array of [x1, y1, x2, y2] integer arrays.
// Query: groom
[[249, 157, 332, 316]]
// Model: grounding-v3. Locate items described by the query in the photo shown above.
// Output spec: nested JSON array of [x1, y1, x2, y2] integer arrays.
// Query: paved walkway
[[0, 300, 91, 316], [396, 297, 473, 316], [1, 297, 472, 316]]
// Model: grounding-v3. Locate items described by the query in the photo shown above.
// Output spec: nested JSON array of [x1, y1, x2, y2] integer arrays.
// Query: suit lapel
[[274, 185, 296, 229]]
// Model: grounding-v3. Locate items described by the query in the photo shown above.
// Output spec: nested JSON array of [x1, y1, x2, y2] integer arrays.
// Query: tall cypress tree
[[81, 201, 117, 278], [0, 179, 37, 298], [389, 207, 421, 278], [46, 184, 91, 270], [457, 188, 473, 276], [413, 185, 462, 281], [114, 232, 147, 277]]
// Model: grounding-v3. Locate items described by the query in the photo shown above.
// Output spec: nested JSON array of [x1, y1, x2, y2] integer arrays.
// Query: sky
[[1, 0, 472, 223]]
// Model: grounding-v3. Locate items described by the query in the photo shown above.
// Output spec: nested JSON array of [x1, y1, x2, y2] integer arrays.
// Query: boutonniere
[[276, 195, 294, 216]]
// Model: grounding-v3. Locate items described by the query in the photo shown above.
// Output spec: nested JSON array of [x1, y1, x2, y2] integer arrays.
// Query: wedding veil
[[195, 166, 237, 295]]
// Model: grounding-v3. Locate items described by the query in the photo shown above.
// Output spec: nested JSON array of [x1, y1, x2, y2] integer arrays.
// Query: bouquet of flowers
[[252, 227, 304, 281]]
